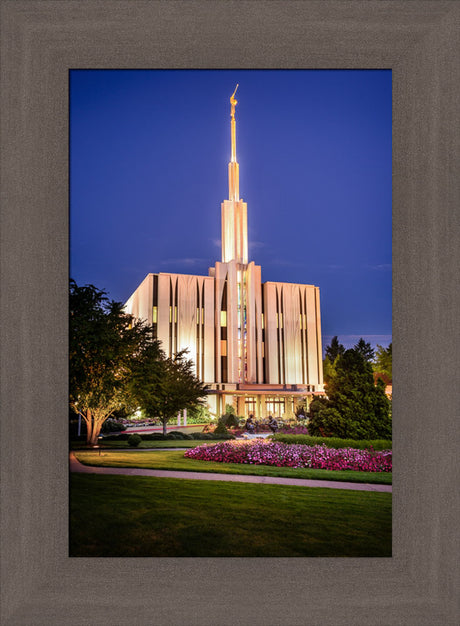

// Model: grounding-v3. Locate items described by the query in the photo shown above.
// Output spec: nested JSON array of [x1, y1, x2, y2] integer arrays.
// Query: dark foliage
[[127, 434, 142, 447], [309, 349, 391, 440], [324, 336, 345, 362], [353, 338, 375, 362], [219, 413, 240, 428]]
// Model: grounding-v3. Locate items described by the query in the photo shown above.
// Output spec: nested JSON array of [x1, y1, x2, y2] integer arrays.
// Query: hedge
[[271, 434, 392, 451]]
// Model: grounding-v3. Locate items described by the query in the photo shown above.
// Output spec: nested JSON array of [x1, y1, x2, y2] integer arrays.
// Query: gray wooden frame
[[1, 1, 459, 624]]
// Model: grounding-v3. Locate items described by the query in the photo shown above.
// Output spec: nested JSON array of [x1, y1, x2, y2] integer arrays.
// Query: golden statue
[[230, 84, 239, 119]]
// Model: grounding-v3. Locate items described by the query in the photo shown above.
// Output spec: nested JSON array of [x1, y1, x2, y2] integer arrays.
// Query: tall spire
[[228, 84, 239, 201], [221, 84, 247, 265]]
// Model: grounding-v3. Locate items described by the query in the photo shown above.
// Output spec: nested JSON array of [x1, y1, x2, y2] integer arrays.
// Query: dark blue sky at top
[[70, 69, 392, 351]]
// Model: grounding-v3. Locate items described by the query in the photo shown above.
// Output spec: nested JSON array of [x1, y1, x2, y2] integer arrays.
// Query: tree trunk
[[90, 422, 102, 446], [85, 408, 93, 445], [163, 418, 167, 437]]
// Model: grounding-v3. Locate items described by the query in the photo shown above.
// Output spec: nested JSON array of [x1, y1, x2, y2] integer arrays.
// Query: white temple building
[[125, 86, 324, 419]]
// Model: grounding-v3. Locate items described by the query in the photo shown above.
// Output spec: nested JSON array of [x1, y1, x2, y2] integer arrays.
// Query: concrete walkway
[[69, 453, 392, 492]]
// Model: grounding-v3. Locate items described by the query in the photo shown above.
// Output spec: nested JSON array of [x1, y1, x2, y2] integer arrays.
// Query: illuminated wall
[[263, 282, 323, 386], [211, 259, 263, 384], [125, 272, 215, 383]]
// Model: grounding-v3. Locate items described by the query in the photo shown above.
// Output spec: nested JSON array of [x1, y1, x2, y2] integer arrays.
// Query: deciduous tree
[[129, 348, 208, 436], [69, 279, 150, 444], [373, 343, 392, 381]]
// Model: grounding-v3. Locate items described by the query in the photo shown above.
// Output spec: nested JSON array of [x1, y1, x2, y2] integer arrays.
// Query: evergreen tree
[[325, 336, 345, 362], [353, 338, 375, 362], [309, 349, 391, 440], [323, 336, 345, 384]]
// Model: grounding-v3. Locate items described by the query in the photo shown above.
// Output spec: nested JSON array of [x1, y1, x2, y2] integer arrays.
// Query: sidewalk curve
[[70, 453, 392, 492]]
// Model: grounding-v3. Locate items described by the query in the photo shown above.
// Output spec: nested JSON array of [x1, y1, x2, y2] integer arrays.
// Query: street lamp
[[93, 435, 104, 456]]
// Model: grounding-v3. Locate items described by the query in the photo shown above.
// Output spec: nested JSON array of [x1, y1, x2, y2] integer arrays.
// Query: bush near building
[[310, 348, 391, 440]]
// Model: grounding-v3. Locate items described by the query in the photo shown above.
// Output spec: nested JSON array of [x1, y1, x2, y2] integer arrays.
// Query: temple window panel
[[265, 397, 285, 418], [221, 356, 228, 383], [245, 396, 256, 417]]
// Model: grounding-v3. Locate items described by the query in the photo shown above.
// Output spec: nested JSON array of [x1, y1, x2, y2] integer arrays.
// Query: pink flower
[[184, 441, 391, 472]]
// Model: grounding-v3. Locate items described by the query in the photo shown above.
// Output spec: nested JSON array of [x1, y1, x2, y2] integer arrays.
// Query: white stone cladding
[[263, 282, 323, 386], [125, 272, 215, 383]]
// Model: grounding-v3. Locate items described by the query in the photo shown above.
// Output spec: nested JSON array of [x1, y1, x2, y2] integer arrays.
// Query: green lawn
[[70, 474, 392, 557], [73, 449, 392, 485]]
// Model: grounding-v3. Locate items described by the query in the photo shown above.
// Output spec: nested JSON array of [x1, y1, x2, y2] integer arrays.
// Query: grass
[[70, 473, 392, 557], [73, 449, 392, 484]]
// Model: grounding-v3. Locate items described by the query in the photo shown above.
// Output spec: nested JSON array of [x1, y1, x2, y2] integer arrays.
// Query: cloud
[[366, 263, 392, 271], [160, 257, 208, 267], [324, 264, 345, 271]]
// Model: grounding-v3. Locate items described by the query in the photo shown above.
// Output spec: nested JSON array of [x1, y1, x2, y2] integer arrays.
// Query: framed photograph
[[1, 1, 458, 624]]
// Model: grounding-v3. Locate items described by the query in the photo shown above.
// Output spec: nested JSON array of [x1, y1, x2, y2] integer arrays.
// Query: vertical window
[[265, 397, 285, 418], [245, 396, 256, 417]]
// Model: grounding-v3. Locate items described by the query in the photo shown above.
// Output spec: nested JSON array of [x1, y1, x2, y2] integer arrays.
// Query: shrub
[[214, 421, 229, 436], [312, 349, 392, 439], [103, 433, 130, 441], [127, 434, 142, 447], [165, 431, 191, 440], [271, 434, 392, 451], [219, 413, 240, 429], [101, 419, 127, 433], [141, 433, 167, 440], [277, 424, 310, 435], [186, 405, 213, 424]]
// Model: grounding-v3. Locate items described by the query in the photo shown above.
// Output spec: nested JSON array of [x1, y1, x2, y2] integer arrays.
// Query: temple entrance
[[265, 397, 285, 418]]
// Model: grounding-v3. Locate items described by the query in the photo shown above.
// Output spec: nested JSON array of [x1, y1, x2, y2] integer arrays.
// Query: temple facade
[[125, 86, 324, 418]]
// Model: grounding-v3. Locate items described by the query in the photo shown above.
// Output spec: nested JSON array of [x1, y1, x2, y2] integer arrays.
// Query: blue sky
[[70, 69, 392, 351]]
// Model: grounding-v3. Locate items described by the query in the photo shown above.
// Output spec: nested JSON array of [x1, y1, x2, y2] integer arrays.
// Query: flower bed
[[184, 440, 392, 472], [277, 425, 309, 435]]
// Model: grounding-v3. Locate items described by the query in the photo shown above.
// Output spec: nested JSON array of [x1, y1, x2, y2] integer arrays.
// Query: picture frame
[[1, 1, 458, 624]]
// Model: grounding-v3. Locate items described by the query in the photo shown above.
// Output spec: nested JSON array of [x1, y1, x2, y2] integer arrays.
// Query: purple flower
[[184, 441, 392, 472]]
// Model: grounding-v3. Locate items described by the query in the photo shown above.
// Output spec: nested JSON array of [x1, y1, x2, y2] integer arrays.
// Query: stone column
[[260, 394, 266, 418], [177, 412, 181, 427], [183, 408, 187, 426]]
